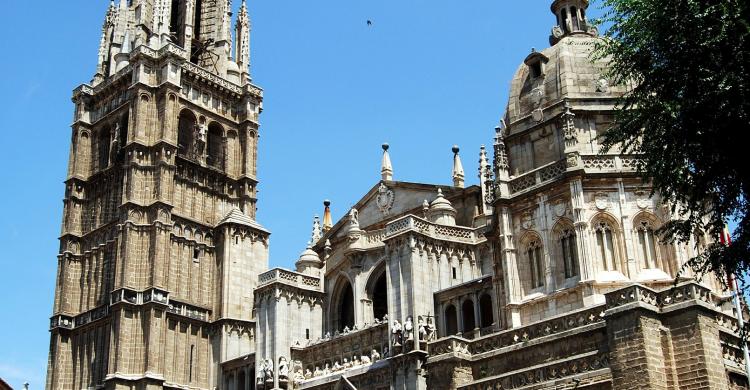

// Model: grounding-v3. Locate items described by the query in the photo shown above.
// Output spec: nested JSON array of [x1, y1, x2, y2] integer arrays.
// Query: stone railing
[[581, 154, 642, 172], [384, 216, 482, 244], [508, 160, 566, 194], [363, 229, 386, 246], [182, 62, 243, 95], [428, 305, 605, 360], [457, 351, 610, 390], [291, 322, 389, 376], [166, 299, 210, 322], [604, 282, 715, 313], [258, 268, 321, 290]]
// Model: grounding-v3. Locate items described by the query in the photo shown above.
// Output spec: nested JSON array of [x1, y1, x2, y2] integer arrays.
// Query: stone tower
[[46, 1, 268, 389]]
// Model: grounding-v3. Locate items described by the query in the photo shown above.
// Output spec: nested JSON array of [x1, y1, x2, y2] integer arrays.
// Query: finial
[[452, 145, 465, 188], [381, 143, 393, 181], [479, 145, 489, 178], [311, 215, 322, 243], [322, 200, 333, 232]]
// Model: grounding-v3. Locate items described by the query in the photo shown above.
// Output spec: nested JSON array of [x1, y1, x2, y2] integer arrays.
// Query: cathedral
[[46, 0, 749, 389]]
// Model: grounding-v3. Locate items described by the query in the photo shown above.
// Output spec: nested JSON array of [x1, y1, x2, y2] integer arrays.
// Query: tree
[[595, 0, 750, 291]]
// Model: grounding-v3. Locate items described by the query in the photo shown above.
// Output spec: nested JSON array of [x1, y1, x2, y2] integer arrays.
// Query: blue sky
[[0, 1, 603, 387]]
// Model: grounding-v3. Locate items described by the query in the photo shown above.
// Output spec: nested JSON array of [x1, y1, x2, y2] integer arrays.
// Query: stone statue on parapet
[[391, 319, 403, 346]]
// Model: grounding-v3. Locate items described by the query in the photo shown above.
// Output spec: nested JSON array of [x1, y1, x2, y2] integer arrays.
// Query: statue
[[418, 317, 427, 340], [392, 320, 403, 345], [333, 361, 342, 372], [109, 123, 121, 166], [264, 358, 274, 383], [324, 331, 331, 340], [314, 366, 322, 377], [353, 356, 361, 366], [323, 363, 331, 375], [256, 360, 266, 385], [348, 208, 359, 226], [382, 346, 389, 358], [293, 369, 305, 385], [426, 318, 437, 341], [404, 316, 414, 341], [343, 358, 351, 368], [305, 368, 313, 379], [343, 325, 350, 334], [278, 356, 289, 380], [371, 349, 381, 362], [361, 354, 371, 364]]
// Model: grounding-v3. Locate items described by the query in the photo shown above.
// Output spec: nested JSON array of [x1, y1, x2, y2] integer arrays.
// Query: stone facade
[[47, 1, 748, 390]]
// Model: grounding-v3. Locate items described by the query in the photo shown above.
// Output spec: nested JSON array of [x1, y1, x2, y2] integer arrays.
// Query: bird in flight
[[367, 20, 373, 27]]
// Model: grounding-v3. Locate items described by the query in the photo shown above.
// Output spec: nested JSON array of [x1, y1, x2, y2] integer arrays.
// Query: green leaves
[[595, 0, 750, 292]]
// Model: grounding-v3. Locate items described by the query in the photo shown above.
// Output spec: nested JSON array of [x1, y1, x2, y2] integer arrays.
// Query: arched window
[[98, 126, 111, 170], [177, 110, 196, 159], [594, 220, 617, 271], [527, 240, 544, 289], [207, 123, 224, 170], [444, 305, 458, 336], [332, 279, 354, 332], [372, 273, 388, 321], [571, 7, 580, 31], [561, 8, 570, 33], [461, 300, 475, 335], [636, 220, 658, 269], [560, 228, 579, 278], [479, 294, 494, 329]]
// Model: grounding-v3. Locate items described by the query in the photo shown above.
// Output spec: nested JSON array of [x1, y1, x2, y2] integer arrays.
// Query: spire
[[479, 145, 494, 212], [311, 215, 322, 243], [451, 145, 465, 188], [114, 31, 131, 73], [493, 122, 509, 178], [96, 1, 117, 78], [381, 143, 393, 181], [235, 0, 251, 77], [549, 0, 596, 44], [322, 200, 333, 232]]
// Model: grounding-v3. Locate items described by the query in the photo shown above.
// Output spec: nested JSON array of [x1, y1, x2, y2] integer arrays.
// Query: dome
[[504, 35, 626, 131], [429, 189, 455, 212], [295, 242, 322, 277], [298, 244, 321, 264], [226, 60, 240, 74], [427, 189, 457, 226]]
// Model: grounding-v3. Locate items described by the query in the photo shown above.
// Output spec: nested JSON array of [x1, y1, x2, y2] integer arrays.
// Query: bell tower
[[549, 0, 598, 45], [47, 1, 267, 389]]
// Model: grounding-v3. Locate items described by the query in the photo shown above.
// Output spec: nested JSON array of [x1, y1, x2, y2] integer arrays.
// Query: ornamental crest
[[553, 200, 568, 218], [376, 183, 395, 216], [521, 211, 536, 230], [594, 192, 610, 211], [635, 190, 650, 209]]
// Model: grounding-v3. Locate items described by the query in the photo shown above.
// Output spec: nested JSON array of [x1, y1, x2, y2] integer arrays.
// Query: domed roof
[[504, 35, 626, 129], [226, 60, 240, 74], [429, 189, 455, 213], [298, 243, 321, 264]]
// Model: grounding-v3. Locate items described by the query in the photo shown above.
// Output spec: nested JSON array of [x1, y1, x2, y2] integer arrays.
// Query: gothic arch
[[632, 211, 674, 276], [519, 231, 545, 293], [444, 304, 458, 336], [177, 109, 197, 158], [207, 122, 225, 170], [226, 130, 239, 176], [461, 299, 476, 337], [329, 274, 355, 332], [590, 213, 626, 275], [479, 293, 494, 329], [551, 218, 579, 283], [365, 261, 388, 322]]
